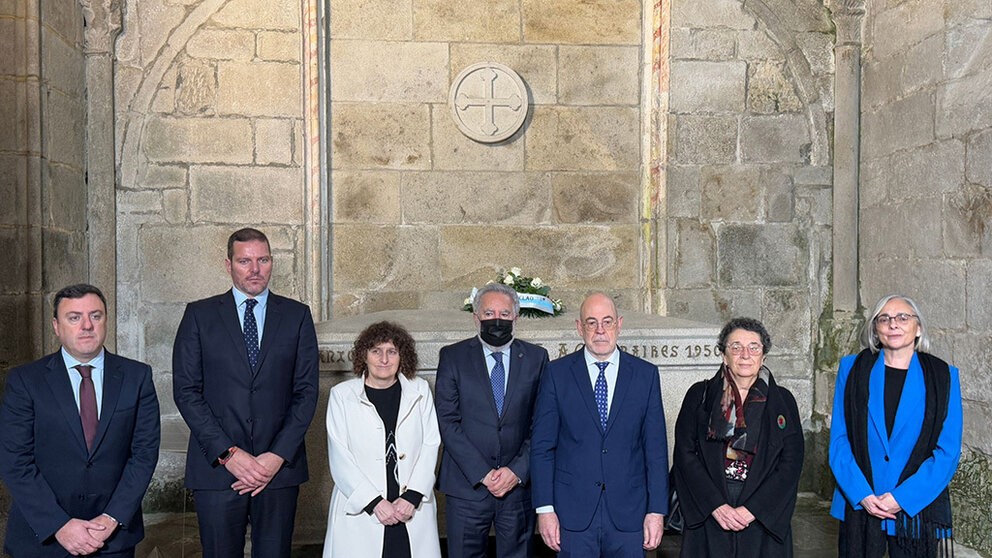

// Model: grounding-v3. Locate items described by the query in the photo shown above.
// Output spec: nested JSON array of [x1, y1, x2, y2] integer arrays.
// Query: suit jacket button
[[595, 481, 601, 487], [884, 455, 889, 461], [602, 449, 608, 454]]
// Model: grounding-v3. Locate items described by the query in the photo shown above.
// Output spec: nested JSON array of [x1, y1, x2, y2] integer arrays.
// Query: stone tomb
[[291, 309, 721, 543]]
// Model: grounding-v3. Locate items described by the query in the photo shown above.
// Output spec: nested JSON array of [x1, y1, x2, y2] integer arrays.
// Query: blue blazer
[[172, 290, 319, 490], [435, 336, 549, 501], [0, 351, 161, 557], [829, 350, 962, 532], [530, 349, 668, 532]]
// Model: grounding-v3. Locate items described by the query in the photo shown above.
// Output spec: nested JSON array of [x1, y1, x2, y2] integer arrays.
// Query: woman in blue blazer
[[829, 295, 962, 558]]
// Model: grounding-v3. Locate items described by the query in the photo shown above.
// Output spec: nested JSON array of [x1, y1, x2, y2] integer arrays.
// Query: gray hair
[[472, 283, 520, 316], [860, 294, 931, 354]]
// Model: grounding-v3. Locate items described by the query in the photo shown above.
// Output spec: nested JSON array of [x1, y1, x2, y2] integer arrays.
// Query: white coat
[[323, 375, 442, 558]]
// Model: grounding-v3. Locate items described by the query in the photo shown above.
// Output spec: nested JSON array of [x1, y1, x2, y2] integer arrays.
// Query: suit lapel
[[568, 353, 602, 431], [43, 355, 89, 454], [472, 339, 502, 420], [397, 375, 422, 426], [867, 354, 891, 455], [90, 353, 124, 455], [499, 340, 527, 421], [254, 294, 283, 376], [604, 353, 632, 434], [217, 290, 252, 372]]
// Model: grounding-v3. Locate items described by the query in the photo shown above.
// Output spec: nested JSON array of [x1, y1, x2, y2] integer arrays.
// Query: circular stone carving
[[449, 62, 528, 143]]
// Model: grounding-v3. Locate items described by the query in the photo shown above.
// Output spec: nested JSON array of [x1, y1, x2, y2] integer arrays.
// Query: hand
[[537, 512, 561, 552], [643, 513, 664, 550], [859, 494, 897, 520], [236, 452, 284, 495], [877, 493, 903, 516], [711, 503, 749, 531], [483, 467, 520, 498], [87, 514, 119, 544], [224, 448, 271, 489], [233, 479, 270, 496], [733, 505, 755, 527], [373, 500, 401, 526], [55, 518, 105, 556], [392, 498, 416, 522]]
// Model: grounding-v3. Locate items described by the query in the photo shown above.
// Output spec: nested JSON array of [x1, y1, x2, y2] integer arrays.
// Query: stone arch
[[742, 0, 833, 167], [117, 0, 231, 189]]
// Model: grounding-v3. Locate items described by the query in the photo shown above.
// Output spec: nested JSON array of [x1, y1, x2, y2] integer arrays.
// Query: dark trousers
[[838, 526, 939, 558], [559, 498, 643, 558], [445, 494, 535, 558], [193, 485, 299, 558]]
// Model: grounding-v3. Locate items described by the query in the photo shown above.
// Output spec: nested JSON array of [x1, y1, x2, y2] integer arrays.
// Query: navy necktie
[[244, 298, 259, 369], [75, 364, 98, 450], [491, 352, 505, 418], [594, 361, 609, 430]]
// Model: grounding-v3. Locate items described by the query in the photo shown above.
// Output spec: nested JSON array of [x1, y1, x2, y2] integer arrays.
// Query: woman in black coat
[[672, 317, 805, 558]]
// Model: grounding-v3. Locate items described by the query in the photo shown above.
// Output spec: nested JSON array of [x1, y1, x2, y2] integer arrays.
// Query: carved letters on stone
[[448, 62, 529, 143]]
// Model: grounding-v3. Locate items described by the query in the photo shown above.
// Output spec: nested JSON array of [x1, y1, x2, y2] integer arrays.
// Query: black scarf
[[840, 349, 954, 558]]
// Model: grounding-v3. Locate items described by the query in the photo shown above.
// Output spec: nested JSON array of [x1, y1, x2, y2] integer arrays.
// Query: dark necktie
[[75, 365, 98, 450], [491, 352, 505, 418], [244, 298, 259, 369], [594, 361, 609, 430]]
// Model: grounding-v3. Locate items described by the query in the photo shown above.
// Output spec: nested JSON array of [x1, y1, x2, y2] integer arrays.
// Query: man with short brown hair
[[173, 227, 319, 558]]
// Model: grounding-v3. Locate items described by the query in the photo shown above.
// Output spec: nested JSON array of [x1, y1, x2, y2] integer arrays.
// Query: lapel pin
[[777, 415, 786, 429]]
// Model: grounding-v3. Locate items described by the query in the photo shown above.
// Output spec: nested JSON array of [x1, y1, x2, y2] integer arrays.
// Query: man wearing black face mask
[[435, 283, 550, 558]]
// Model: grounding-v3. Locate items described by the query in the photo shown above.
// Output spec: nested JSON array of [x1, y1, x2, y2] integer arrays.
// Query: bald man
[[530, 293, 668, 557]]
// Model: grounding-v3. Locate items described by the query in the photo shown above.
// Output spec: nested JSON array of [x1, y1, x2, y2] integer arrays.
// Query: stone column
[[81, 0, 122, 347], [830, 0, 864, 313]]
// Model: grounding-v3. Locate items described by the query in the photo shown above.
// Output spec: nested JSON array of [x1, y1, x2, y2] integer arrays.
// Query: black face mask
[[479, 318, 514, 347]]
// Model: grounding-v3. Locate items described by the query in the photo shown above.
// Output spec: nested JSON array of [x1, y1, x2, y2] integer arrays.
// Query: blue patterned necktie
[[594, 361, 609, 430], [491, 351, 505, 418], [244, 298, 259, 369]]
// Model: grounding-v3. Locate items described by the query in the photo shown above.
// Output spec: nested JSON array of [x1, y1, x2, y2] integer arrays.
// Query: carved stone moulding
[[448, 62, 529, 144]]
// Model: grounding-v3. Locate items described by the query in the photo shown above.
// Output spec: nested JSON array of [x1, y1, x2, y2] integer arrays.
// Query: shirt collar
[[583, 347, 619, 369], [61, 347, 106, 371], [232, 286, 269, 308]]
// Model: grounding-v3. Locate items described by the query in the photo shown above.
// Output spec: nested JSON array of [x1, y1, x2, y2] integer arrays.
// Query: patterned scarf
[[706, 363, 769, 458]]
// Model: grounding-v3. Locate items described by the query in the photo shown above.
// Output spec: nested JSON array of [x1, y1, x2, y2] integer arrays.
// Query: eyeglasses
[[728, 342, 763, 356], [582, 318, 617, 332], [876, 313, 918, 326]]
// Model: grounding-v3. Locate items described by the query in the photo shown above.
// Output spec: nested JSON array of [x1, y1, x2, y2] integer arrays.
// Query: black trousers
[[193, 485, 299, 558], [445, 493, 535, 558]]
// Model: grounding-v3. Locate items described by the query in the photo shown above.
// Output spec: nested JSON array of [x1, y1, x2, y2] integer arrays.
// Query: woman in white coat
[[323, 321, 442, 558]]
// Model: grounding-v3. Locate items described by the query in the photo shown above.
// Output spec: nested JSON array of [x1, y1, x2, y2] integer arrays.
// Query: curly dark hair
[[716, 317, 772, 355], [351, 321, 419, 379]]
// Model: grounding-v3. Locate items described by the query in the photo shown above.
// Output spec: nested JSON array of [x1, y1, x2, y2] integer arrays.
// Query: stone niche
[[291, 309, 721, 543]]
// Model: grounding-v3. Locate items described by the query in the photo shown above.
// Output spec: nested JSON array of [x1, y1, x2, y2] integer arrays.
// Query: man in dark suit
[[0, 284, 161, 557], [436, 283, 550, 558], [531, 292, 668, 557], [172, 227, 319, 558]]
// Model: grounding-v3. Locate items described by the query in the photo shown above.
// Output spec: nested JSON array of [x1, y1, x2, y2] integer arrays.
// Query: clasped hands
[[483, 467, 520, 498], [711, 503, 756, 531], [226, 449, 284, 496], [860, 493, 902, 520], [55, 514, 118, 556], [373, 498, 417, 525]]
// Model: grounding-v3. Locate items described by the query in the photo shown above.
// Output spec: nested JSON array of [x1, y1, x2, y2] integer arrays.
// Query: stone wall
[[664, 0, 835, 426], [0, 0, 89, 545], [858, 0, 992, 552], [329, 0, 648, 316]]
